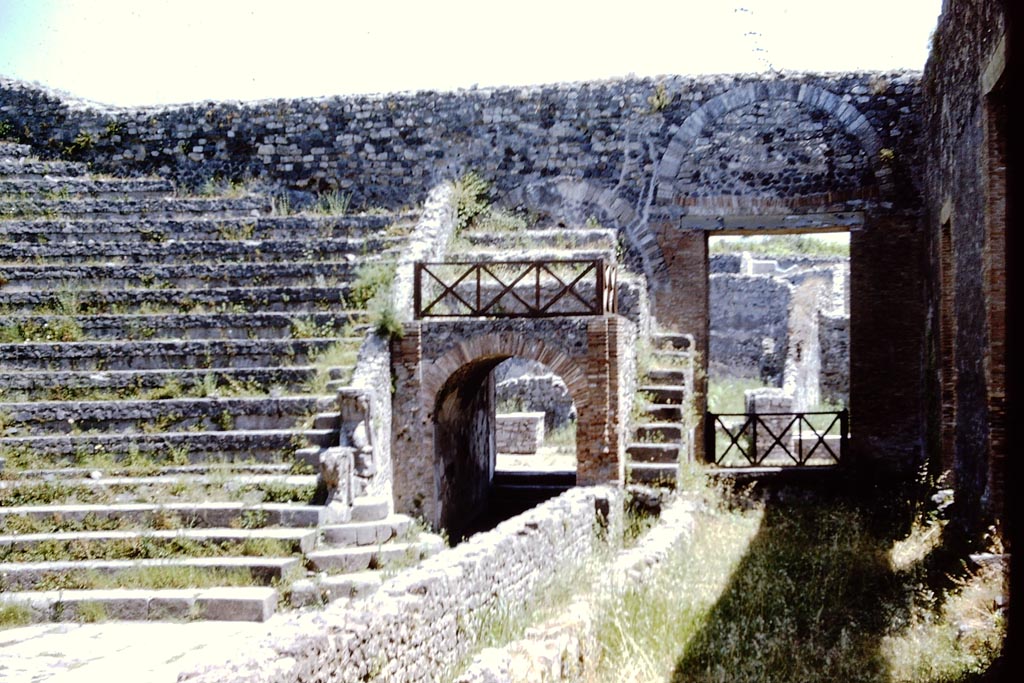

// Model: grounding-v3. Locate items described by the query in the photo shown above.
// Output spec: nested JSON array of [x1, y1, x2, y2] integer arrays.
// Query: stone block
[[195, 587, 277, 622]]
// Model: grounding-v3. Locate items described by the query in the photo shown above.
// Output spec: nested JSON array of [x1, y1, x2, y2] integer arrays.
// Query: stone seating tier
[[0, 142, 438, 622]]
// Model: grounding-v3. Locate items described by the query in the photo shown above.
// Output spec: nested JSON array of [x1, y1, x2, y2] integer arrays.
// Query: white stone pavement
[[0, 619, 274, 683]]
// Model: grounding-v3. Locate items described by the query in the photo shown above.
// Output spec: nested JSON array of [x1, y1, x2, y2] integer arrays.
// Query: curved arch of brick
[[503, 177, 667, 291], [420, 332, 590, 418], [655, 81, 891, 201]]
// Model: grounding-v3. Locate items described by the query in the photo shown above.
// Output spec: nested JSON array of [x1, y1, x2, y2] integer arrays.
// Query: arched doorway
[[432, 355, 579, 541]]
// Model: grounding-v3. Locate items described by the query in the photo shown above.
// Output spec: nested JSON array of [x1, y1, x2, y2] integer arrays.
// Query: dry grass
[[589, 480, 1006, 683]]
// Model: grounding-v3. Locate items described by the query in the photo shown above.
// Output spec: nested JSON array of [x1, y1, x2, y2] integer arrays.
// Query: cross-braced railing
[[414, 259, 617, 318], [704, 410, 848, 467]]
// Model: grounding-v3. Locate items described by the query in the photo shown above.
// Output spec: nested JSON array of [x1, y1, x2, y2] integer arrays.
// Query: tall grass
[[588, 486, 1005, 683]]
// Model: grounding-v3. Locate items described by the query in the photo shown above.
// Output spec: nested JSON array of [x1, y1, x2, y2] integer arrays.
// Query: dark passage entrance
[[433, 355, 577, 542]]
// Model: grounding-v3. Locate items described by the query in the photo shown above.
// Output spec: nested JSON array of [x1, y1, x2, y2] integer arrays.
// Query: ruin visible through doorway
[[433, 355, 577, 542], [707, 230, 850, 463]]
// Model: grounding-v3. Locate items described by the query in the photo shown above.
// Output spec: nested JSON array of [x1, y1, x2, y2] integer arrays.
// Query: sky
[[0, 0, 942, 107]]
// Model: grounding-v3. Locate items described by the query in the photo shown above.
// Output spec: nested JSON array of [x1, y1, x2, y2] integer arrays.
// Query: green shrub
[[450, 171, 491, 232]]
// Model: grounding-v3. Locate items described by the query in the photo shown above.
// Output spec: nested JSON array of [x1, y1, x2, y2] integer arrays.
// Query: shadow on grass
[[669, 475, 1001, 683]]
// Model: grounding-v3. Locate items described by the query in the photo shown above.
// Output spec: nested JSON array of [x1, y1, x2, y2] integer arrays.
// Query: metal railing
[[413, 259, 617, 318], [704, 410, 848, 467]]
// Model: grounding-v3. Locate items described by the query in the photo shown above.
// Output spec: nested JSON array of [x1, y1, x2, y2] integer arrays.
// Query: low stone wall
[[454, 494, 697, 682], [178, 486, 622, 683], [495, 412, 545, 454]]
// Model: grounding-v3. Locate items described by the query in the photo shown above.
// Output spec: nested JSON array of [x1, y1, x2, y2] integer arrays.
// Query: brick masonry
[[921, 0, 1008, 536], [390, 317, 634, 530]]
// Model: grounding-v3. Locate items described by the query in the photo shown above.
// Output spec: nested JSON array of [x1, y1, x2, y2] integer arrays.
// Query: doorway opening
[[707, 230, 850, 466], [433, 355, 577, 542]]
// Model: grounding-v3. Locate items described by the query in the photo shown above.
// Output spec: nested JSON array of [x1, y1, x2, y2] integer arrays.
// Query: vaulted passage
[[390, 318, 631, 539]]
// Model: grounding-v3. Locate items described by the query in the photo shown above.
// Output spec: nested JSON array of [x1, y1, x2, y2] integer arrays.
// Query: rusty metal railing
[[414, 259, 617, 318], [704, 410, 848, 467]]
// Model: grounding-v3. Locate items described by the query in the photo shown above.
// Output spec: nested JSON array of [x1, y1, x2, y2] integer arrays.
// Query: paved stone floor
[[0, 620, 273, 682]]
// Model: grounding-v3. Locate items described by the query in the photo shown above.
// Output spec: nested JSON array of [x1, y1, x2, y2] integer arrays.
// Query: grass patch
[[588, 483, 1006, 683], [710, 234, 849, 258], [0, 603, 32, 629], [707, 375, 769, 414]]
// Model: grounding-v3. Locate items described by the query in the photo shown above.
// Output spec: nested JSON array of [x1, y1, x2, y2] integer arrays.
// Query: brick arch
[[502, 177, 667, 295], [655, 81, 891, 202], [421, 332, 590, 419]]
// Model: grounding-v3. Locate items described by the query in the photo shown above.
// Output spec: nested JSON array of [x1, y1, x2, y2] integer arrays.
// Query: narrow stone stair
[[627, 332, 696, 486]]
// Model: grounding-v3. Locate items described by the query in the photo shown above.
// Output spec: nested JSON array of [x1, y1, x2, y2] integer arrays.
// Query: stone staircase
[[627, 332, 696, 486], [0, 139, 441, 622]]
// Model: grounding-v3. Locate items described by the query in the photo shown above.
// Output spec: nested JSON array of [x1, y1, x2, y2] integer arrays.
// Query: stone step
[[651, 350, 692, 366], [0, 474, 318, 505], [0, 429, 329, 467], [350, 495, 391, 522], [641, 403, 685, 421], [626, 462, 679, 487], [320, 514, 413, 546], [651, 332, 694, 351], [0, 196, 270, 220], [0, 502, 326, 530], [626, 442, 680, 463], [9, 462, 293, 480], [305, 534, 446, 574], [0, 527, 318, 557], [0, 236, 400, 265], [289, 570, 381, 607], [634, 423, 683, 442], [459, 227, 617, 249], [0, 586, 279, 622], [0, 285, 350, 314], [0, 213, 410, 243], [638, 384, 688, 405], [0, 176, 175, 198], [449, 248, 616, 263], [0, 338, 339, 371], [0, 395, 327, 435], [0, 313, 363, 342], [645, 367, 689, 384], [0, 260, 361, 290], [2, 313, 362, 342], [0, 556, 301, 591], [0, 142, 33, 158], [0, 159, 88, 178], [305, 543, 417, 573], [0, 366, 323, 401]]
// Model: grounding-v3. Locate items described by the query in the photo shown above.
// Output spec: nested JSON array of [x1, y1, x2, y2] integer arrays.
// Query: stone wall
[[495, 412, 545, 454], [1, 68, 929, 478], [819, 310, 850, 405], [0, 73, 921, 213], [495, 359, 576, 431], [710, 273, 792, 382], [921, 0, 1008, 534], [178, 486, 622, 683]]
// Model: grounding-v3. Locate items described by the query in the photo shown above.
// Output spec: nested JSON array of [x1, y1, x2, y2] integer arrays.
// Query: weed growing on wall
[[450, 171, 490, 232], [647, 83, 673, 114]]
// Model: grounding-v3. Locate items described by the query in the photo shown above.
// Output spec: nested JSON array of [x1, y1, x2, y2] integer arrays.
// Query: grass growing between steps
[[588, 482, 1006, 683], [0, 535, 297, 564]]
